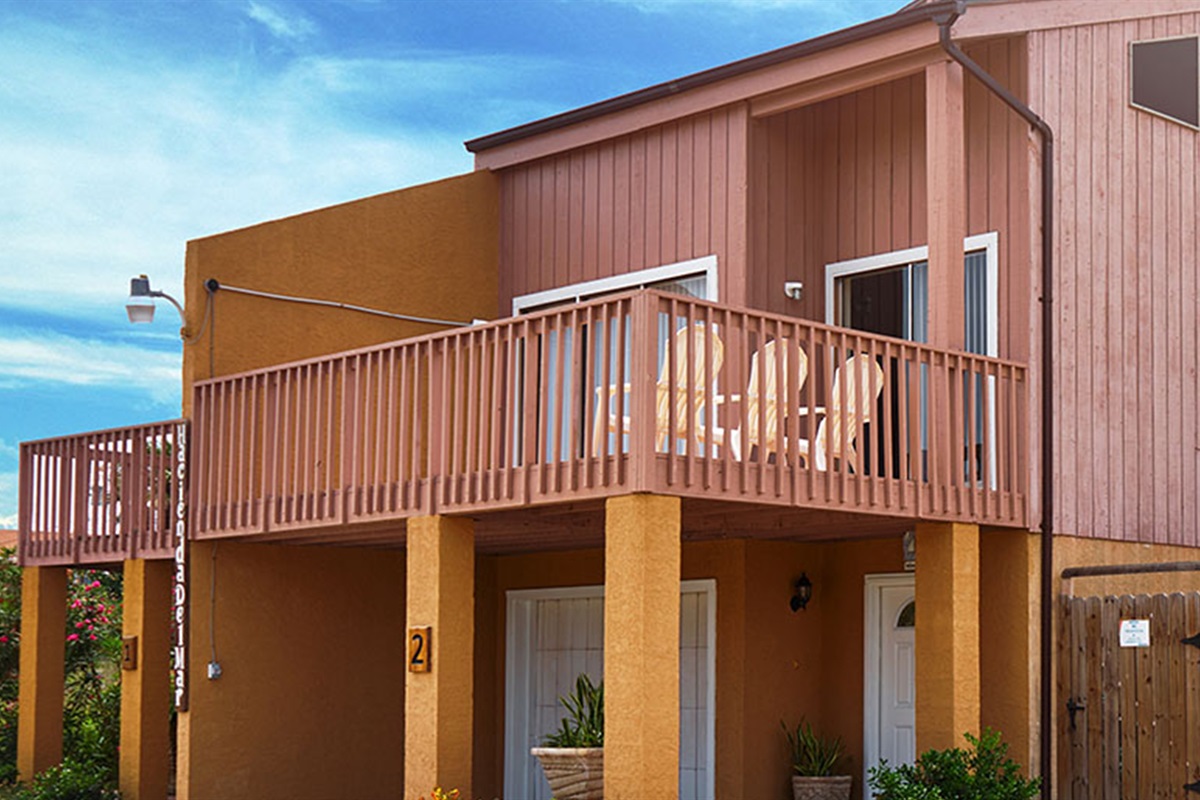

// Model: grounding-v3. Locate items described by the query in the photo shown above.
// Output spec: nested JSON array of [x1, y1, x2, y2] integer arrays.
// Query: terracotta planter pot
[[792, 774, 853, 800], [530, 747, 604, 800]]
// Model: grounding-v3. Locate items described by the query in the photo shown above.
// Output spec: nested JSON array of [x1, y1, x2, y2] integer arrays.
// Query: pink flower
[[75, 621, 85, 629], [90, 580, 101, 589], [88, 634, 97, 641], [66, 634, 79, 642], [0, 636, 9, 643], [86, 625, 94, 632]]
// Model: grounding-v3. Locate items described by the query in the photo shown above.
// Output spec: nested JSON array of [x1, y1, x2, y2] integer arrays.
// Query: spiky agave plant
[[543, 673, 604, 747]]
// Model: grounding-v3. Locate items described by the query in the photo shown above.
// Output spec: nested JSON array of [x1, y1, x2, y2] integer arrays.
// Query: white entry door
[[504, 581, 715, 800], [864, 573, 916, 790]]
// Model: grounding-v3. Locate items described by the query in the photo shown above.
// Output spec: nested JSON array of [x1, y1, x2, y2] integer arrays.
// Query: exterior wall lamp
[[126, 274, 186, 330], [790, 573, 813, 612]]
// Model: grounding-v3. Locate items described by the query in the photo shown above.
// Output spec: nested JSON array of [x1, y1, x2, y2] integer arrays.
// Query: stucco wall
[[181, 171, 499, 414], [177, 540, 406, 800]]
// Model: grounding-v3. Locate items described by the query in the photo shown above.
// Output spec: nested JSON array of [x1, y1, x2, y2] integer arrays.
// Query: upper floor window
[[512, 254, 718, 315], [1130, 35, 1199, 130], [824, 232, 999, 358]]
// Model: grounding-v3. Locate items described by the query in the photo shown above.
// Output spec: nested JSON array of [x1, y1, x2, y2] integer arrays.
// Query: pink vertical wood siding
[[746, 40, 1030, 356], [1029, 14, 1200, 546], [497, 106, 749, 308]]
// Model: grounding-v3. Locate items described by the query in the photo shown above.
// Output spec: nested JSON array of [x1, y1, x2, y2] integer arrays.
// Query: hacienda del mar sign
[[173, 422, 189, 711]]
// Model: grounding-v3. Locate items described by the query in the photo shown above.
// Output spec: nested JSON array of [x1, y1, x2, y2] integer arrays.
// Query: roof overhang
[[465, 0, 1200, 170]]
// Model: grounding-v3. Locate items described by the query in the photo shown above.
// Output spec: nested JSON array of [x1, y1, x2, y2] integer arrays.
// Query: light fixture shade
[[126, 296, 156, 324]]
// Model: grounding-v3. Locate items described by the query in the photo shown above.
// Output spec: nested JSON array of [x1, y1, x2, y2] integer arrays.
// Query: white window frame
[[823, 232, 999, 357], [512, 254, 719, 315], [503, 579, 717, 800]]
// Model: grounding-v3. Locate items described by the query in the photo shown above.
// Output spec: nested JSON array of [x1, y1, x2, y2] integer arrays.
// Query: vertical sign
[[173, 422, 189, 711], [409, 626, 431, 672]]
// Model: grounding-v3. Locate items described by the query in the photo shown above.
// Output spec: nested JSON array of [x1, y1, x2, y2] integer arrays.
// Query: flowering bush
[[0, 553, 123, 790]]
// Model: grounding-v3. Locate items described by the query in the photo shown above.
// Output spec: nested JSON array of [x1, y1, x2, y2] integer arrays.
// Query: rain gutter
[[933, 5, 1056, 797]]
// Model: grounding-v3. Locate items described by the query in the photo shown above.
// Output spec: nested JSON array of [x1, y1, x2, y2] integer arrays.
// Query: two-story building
[[17, 1, 1200, 798]]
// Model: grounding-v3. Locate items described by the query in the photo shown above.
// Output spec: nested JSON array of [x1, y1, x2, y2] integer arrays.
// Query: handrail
[[191, 289, 1028, 536], [19, 419, 188, 566]]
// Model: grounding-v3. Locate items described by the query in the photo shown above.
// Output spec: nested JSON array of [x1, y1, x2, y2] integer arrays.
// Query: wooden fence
[[1059, 592, 1200, 798]]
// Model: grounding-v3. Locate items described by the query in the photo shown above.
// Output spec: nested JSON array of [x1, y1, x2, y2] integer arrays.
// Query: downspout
[[932, 5, 1056, 797]]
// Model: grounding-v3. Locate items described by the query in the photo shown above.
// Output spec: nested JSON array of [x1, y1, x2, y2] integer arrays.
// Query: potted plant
[[530, 673, 604, 800], [782, 718, 852, 800]]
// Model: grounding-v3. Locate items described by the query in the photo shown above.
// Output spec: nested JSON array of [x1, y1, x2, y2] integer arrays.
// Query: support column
[[17, 566, 67, 781], [915, 521, 980, 752], [979, 529, 1040, 773], [120, 559, 173, 800], [925, 58, 967, 350], [405, 515, 474, 799], [604, 494, 681, 800]]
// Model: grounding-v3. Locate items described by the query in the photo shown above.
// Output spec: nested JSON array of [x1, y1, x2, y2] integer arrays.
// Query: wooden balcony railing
[[19, 420, 187, 566], [192, 290, 1028, 538]]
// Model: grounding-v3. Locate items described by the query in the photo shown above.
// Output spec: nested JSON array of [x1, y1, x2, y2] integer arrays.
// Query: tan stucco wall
[[1055, 535, 1200, 597], [472, 535, 903, 800], [181, 171, 499, 413], [177, 540, 405, 800]]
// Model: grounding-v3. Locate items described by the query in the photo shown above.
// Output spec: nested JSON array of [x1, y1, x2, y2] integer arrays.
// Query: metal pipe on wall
[[932, 4, 1056, 796]]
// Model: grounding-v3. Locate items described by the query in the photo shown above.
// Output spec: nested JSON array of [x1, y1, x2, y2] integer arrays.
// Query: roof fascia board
[[953, 0, 1200, 38], [749, 46, 944, 118], [473, 23, 940, 171]]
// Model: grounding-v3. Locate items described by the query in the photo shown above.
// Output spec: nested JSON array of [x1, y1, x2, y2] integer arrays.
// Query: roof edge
[[464, 0, 961, 154]]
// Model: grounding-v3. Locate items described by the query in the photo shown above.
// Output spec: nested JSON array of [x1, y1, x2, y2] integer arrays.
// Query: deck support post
[[17, 565, 67, 782], [979, 528, 1040, 773], [915, 521, 981, 752], [405, 514, 475, 799], [120, 559, 173, 800], [604, 493, 681, 800]]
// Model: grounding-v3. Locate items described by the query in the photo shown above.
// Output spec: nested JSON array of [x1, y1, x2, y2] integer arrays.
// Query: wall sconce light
[[783, 280, 804, 301], [126, 274, 186, 326], [790, 572, 813, 612]]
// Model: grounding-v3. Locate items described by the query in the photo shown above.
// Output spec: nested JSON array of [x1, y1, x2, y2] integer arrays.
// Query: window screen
[[1130, 36, 1199, 129]]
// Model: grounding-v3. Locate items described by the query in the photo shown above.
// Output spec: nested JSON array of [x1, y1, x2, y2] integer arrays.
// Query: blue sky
[[0, 0, 903, 528]]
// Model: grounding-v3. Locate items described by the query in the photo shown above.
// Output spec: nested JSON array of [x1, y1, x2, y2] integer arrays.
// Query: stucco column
[[405, 515, 475, 799], [604, 493, 681, 800], [17, 566, 67, 781], [120, 559, 173, 800], [915, 521, 980, 752], [980, 528, 1040, 773]]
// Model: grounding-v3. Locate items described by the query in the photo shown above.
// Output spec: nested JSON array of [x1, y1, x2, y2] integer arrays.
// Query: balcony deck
[[18, 291, 1028, 566], [189, 290, 1028, 545], [19, 420, 187, 566]]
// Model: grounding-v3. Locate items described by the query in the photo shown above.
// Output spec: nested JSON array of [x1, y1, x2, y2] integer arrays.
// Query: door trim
[[863, 572, 916, 793]]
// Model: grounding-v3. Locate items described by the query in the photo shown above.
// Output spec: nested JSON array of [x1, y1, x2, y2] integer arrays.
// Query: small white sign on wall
[[1119, 619, 1151, 648]]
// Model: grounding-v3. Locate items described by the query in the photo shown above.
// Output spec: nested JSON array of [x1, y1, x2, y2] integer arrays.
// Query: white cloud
[[246, 1, 317, 41], [0, 330, 181, 404]]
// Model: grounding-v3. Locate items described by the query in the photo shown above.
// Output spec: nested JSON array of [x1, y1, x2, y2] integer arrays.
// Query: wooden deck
[[189, 290, 1027, 541], [19, 290, 1028, 564], [19, 420, 186, 566]]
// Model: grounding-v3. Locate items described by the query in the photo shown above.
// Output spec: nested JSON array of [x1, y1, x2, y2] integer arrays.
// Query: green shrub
[[10, 758, 119, 800], [542, 673, 603, 748], [868, 729, 1040, 800], [0, 558, 123, 787]]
